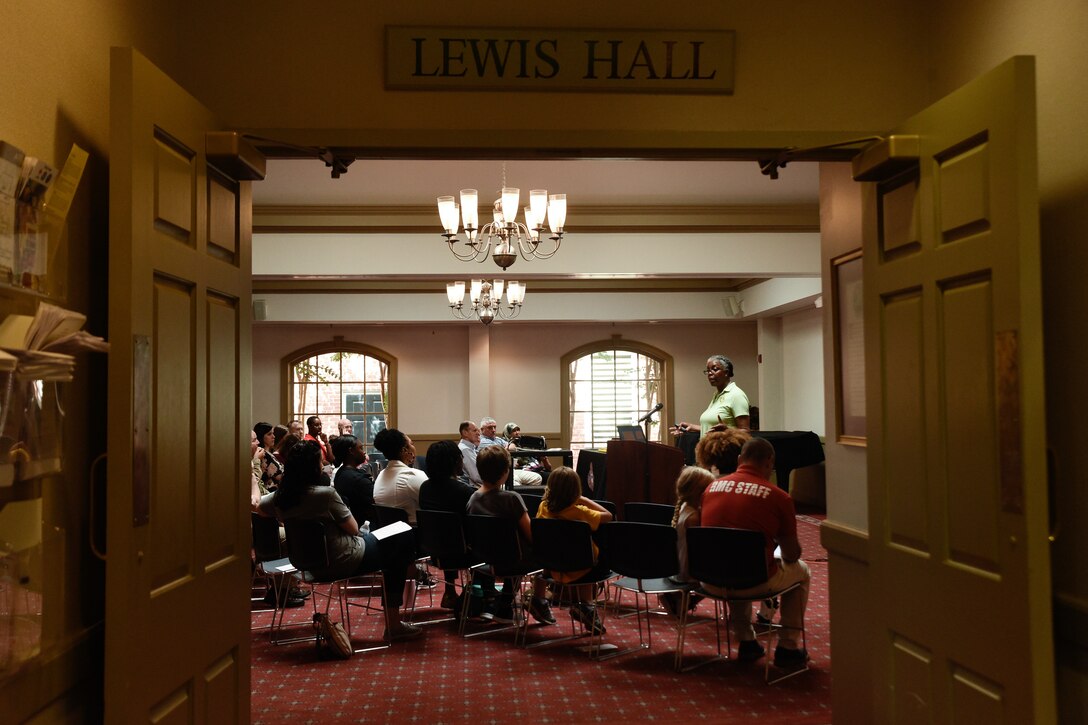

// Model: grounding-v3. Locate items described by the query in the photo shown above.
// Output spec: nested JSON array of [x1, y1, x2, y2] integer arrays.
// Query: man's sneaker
[[529, 596, 556, 625], [737, 639, 765, 662], [486, 599, 516, 624], [571, 603, 606, 636], [773, 646, 809, 668], [383, 622, 424, 641]]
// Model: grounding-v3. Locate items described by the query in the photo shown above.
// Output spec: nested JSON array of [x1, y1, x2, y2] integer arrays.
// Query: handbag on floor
[[313, 613, 352, 659]]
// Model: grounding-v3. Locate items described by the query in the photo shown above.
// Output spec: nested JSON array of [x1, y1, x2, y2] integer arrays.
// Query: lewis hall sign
[[385, 26, 735, 94]]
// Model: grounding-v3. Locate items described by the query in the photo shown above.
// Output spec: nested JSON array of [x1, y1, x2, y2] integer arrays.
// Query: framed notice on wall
[[832, 250, 866, 444]]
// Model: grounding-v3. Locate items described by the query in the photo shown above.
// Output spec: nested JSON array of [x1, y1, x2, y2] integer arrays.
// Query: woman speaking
[[670, 354, 751, 437]]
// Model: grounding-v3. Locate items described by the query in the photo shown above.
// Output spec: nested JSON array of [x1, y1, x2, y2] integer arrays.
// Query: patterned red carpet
[[251, 515, 831, 724]]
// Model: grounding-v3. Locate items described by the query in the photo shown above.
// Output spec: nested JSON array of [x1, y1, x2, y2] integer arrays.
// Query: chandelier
[[436, 166, 566, 271], [446, 279, 526, 325]]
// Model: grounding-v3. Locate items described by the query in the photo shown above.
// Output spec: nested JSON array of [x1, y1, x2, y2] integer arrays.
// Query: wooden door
[[106, 48, 252, 722], [855, 56, 1054, 722]]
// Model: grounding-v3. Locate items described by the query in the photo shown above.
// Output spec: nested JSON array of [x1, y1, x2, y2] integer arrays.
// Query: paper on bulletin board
[[38, 144, 88, 279], [42, 144, 87, 225]]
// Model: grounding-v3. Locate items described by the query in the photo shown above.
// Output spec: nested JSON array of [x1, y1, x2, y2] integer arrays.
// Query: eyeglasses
[[703, 368, 724, 375]]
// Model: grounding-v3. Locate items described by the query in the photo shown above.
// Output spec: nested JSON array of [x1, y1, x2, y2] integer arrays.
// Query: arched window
[[283, 340, 396, 453], [560, 339, 674, 454]]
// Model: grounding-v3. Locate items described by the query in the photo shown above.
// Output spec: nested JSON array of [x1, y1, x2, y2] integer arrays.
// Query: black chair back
[[597, 521, 679, 580], [283, 519, 331, 573], [592, 499, 618, 517], [531, 517, 595, 574], [416, 509, 475, 569], [464, 514, 529, 576], [520, 493, 543, 519], [372, 504, 410, 527], [624, 501, 675, 526], [251, 513, 282, 563], [686, 527, 768, 590]]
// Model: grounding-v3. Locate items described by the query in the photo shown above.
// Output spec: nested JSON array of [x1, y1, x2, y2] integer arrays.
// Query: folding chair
[[623, 501, 676, 526], [463, 514, 542, 646], [250, 513, 303, 642], [529, 517, 616, 656], [372, 503, 435, 611], [519, 493, 543, 519], [596, 521, 693, 664], [414, 509, 478, 630], [680, 526, 808, 682], [283, 519, 390, 654], [592, 499, 618, 517]]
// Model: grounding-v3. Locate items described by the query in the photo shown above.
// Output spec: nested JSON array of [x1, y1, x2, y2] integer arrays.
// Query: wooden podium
[[604, 439, 685, 519]]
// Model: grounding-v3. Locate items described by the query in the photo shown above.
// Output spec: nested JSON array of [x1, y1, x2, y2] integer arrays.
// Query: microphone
[[636, 402, 664, 424]]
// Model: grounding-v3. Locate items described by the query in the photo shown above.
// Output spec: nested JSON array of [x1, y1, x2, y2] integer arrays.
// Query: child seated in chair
[[536, 467, 614, 635], [466, 445, 556, 626], [658, 466, 716, 617]]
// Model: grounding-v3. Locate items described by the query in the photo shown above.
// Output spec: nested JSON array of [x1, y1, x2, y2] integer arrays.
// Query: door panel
[[108, 47, 251, 722], [857, 56, 1053, 722]]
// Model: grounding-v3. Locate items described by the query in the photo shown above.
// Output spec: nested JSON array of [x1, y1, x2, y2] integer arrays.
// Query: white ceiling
[[252, 158, 820, 207], [250, 158, 824, 324]]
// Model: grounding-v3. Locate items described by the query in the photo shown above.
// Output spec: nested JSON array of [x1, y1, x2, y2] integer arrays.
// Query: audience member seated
[[332, 434, 375, 526], [304, 415, 332, 467], [373, 428, 427, 525], [254, 421, 284, 491], [466, 446, 555, 625], [503, 421, 551, 485], [658, 466, 716, 618], [536, 467, 613, 634], [419, 438, 477, 610], [478, 417, 542, 487], [458, 420, 483, 485], [274, 433, 300, 467], [256, 440, 422, 640], [699, 437, 810, 667]]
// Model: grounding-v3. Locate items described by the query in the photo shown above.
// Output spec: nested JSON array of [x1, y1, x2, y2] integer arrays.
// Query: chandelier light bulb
[[460, 189, 479, 230], [470, 278, 483, 303], [446, 281, 465, 306], [492, 278, 505, 302], [529, 190, 548, 229], [501, 187, 520, 224], [548, 193, 567, 233], [437, 196, 459, 235], [524, 207, 540, 241]]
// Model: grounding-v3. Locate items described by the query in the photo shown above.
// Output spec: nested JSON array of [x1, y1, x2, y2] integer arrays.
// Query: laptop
[[518, 434, 546, 450], [616, 425, 646, 442]]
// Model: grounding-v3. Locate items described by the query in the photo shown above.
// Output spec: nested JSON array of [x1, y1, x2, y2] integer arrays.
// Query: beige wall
[[253, 320, 760, 441], [151, 1, 930, 147], [782, 306, 825, 434]]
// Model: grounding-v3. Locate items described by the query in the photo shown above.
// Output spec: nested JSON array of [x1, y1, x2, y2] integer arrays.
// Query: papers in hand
[[371, 519, 412, 540]]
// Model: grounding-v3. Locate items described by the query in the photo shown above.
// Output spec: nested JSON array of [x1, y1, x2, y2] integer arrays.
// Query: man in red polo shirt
[[700, 437, 810, 667]]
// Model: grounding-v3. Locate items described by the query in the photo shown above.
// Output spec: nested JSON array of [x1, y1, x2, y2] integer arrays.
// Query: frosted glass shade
[[437, 196, 459, 234], [460, 189, 478, 229], [501, 187, 520, 224], [446, 281, 465, 306], [548, 194, 567, 232]]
